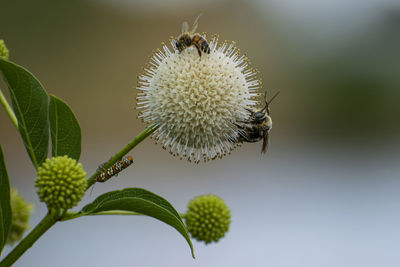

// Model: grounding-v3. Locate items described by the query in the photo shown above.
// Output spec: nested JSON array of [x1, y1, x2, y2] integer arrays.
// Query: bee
[[96, 156, 134, 183], [236, 91, 280, 154], [175, 14, 210, 57]]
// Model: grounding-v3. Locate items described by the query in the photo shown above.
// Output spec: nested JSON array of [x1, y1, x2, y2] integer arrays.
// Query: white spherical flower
[[137, 37, 261, 163]]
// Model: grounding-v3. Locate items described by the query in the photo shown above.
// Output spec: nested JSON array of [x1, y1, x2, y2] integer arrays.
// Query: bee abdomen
[[193, 35, 210, 54]]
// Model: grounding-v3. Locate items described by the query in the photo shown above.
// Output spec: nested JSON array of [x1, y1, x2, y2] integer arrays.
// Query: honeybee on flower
[[175, 14, 210, 57]]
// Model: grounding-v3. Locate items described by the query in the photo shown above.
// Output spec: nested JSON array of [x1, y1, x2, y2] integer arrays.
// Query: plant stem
[[61, 211, 141, 221], [0, 125, 158, 265], [61, 211, 187, 221], [0, 88, 18, 129], [86, 124, 157, 189], [0, 213, 57, 267]]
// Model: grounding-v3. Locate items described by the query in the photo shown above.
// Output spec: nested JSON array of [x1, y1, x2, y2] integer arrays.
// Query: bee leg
[[236, 120, 249, 124], [193, 43, 202, 58], [245, 108, 254, 114], [196, 47, 202, 57], [233, 122, 244, 129]]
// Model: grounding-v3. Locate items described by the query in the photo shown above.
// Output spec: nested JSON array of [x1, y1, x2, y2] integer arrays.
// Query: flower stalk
[[86, 124, 157, 189], [61, 210, 187, 222], [0, 213, 57, 267]]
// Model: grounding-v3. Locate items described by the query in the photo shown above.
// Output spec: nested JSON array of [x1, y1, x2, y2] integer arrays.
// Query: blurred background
[[1, 0, 400, 266]]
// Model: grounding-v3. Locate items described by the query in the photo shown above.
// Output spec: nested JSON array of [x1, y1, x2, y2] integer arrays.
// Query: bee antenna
[[192, 13, 202, 33], [260, 92, 269, 112], [194, 13, 203, 25], [262, 90, 280, 114], [267, 90, 280, 105]]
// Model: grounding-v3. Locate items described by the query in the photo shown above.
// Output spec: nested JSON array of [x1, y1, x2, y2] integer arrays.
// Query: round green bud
[[0, 40, 9, 60], [35, 156, 87, 210], [185, 194, 231, 244], [7, 188, 34, 245]]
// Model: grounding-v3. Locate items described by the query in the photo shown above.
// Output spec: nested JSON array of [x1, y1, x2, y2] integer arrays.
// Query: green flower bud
[[35, 156, 87, 210], [0, 40, 9, 60], [7, 188, 34, 245], [185, 194, 231, 244]]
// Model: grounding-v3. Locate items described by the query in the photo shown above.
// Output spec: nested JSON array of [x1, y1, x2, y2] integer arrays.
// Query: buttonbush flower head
[[184, 194, 231, 244], [7, 188, 34, 245], [0, 39, 9, 60], [137, 37, 261, 163], [35, 156, 87, 210]]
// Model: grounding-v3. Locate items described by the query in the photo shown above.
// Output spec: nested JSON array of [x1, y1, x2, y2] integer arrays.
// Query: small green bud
[[185, 194, 231, 244], [7, 188, 34, 245], [35, 156, 87, 210], [0, 40, 9, 60]]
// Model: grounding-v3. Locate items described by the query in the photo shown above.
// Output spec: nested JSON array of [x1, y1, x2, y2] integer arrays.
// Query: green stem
[[0, 88, 18, 129], [86, 125, 157, 189], [61, 211, 141, 221], [61, 211, 187, 222], [0, 125, 157, 265], [0, 213, 57, 267]]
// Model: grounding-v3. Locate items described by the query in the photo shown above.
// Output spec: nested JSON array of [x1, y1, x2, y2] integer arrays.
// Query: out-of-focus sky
[[1, 0, 400, 266]]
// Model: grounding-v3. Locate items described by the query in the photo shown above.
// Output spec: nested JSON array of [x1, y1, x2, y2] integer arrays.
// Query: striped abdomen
[[192, 34, 210, 55], [96, 156, 134, 183]]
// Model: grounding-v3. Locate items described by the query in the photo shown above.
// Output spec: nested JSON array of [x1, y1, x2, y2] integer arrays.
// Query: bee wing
[[182, 21, 189, 33], [191, 13, 202, 33], [261, 131, 269, 154]]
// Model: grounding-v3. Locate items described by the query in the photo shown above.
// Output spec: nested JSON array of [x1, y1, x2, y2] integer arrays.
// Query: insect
[[175, 14, 210, 57], [96, 156, 134, 183], [236, 91, 280, 154]]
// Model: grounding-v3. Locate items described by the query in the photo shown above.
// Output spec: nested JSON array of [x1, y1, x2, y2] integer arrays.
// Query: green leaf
[[81, 188, 195, 258], [0, 145, 12, 255], [0, 58, 49, 169], [49, 95, 81, 160]]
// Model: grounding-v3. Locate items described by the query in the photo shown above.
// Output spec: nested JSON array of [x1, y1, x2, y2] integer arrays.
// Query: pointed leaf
[[49, 95, 81, 160], [0, 145, 12, 255], [81, 188, 195, 258], [0, 58, 49, 169]]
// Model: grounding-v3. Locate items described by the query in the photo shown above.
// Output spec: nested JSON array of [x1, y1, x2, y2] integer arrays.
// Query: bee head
[[253, 111, 266, 124], [175, 40, 183, 51]]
